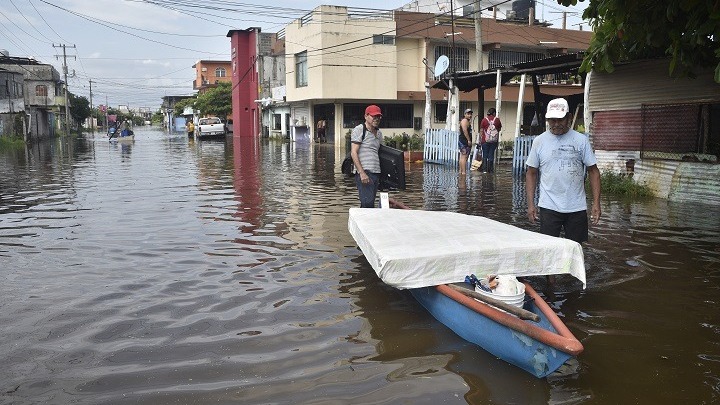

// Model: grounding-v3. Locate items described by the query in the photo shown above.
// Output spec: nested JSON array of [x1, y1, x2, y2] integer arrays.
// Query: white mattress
[[348, 208, 586, 289]]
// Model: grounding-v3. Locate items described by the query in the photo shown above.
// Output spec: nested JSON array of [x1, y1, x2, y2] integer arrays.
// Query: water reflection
[[0, 126, 718, 404], [232, 137, 263, 235]]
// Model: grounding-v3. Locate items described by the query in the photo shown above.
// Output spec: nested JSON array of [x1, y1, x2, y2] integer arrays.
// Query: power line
[[28, 0, 68, 42], [38, 0, 229, 54]]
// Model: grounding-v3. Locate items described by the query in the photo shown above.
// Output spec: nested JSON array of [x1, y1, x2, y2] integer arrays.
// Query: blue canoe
[[347, 208, 587, 377], [410, 282, 583, 378]]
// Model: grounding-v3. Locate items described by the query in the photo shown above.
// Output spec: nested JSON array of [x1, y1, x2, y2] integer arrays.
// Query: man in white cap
[[525, 98, 601, 260]]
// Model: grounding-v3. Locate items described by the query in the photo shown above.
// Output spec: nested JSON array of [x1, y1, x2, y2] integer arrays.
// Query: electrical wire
[[7, 0, 588, 108]]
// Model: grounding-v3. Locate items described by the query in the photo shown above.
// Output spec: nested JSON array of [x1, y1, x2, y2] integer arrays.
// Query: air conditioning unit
[[201, 67, 207, 72]]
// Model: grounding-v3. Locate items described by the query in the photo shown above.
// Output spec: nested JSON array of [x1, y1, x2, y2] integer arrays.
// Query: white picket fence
[[423, 129, 537, 174], [512, 136, 536, 175], [424, 128, 459, 165]]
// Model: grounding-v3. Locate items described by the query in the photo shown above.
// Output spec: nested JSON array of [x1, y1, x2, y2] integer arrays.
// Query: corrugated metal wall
[[595, 150, 640, 173], [669, 163, 720, 204], [587, 60, 720, 205], [588, 60, 720, 112], [592, 110, 643, 151], [632, 159, 680, 199]]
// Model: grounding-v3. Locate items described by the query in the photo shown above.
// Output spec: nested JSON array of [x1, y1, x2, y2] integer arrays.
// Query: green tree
[[559, 0, 720, 83], [69, 93, 91, 127], [151, 111, 164, 123], [194, 82, 232, 118], [173, 97, 196, 116]]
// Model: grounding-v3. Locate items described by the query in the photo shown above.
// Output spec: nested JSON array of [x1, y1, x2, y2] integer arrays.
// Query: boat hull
[[110, 135, 134, 142], [409, 283, 582, 377]]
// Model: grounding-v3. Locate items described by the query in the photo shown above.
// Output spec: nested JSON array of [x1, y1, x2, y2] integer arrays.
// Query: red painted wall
[[227, 29, 260, 138]]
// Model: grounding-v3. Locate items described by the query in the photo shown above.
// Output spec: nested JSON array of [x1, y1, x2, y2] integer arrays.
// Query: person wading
[[459, 108, 473, 175], [350, 105, 383, 208], [525, 98, 602, 284]]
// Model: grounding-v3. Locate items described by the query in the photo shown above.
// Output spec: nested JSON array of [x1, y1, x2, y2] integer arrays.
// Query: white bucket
[[475, 275, 526, 308]]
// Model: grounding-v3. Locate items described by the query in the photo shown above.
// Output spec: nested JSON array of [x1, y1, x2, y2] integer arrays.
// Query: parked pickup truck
[[196, 117, 226, 139]]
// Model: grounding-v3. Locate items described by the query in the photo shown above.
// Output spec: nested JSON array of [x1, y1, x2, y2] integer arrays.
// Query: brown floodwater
[[1, 127, 718, 404]]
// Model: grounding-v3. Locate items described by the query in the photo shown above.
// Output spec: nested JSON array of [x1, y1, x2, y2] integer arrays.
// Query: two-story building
[[0, 53, 64, 141], [224, 4, 590, 143], [192, 60, 232, 94], [0, 67, 25, 139], [274, 4, 590, 146]]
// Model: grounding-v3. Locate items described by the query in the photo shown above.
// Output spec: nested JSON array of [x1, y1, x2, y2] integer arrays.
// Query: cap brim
[[545, 112, 565, 119]]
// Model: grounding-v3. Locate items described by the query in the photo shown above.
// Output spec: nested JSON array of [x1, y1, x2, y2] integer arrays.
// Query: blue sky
[[0, 0, 587, 111]]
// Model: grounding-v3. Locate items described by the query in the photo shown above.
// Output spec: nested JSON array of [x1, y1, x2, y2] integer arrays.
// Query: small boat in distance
[[348, 208, 586, 377], [108, 117, 134, 142], [114, 133, 134, 142]]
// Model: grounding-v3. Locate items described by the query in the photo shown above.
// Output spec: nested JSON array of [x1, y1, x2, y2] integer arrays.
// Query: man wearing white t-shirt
[[525, 98, 601, 248]]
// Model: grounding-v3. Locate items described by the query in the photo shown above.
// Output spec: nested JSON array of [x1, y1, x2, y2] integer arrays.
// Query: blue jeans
[[355, 172, 379, 208], [482, 142, 498, 172]]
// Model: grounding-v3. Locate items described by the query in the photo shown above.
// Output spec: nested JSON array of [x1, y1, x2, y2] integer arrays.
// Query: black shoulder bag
[[341, 125, 367, 176]]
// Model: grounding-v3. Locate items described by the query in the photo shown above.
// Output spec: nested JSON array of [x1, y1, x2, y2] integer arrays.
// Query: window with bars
[[343, 104, 413, 129], [639, 103, 720, 161], [434, 102, 472, 123], [435, 46, 469, 75], [488, 50, 545, 69], [295, 51, 308, 87], [272, 114, 282, 130], [35, 85, 47, 97]]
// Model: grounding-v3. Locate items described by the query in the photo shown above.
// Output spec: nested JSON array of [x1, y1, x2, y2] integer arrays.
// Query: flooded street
[[1, 126, 719, 404]]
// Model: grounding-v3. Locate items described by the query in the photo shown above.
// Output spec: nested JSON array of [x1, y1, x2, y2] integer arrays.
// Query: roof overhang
[[433, 52, 586, 92]]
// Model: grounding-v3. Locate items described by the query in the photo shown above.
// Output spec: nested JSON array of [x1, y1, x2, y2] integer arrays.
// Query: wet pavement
[[1, 126, 719, 404]]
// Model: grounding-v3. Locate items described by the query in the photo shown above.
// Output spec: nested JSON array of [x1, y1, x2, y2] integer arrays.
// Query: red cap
[[365, 105, 382, 116]]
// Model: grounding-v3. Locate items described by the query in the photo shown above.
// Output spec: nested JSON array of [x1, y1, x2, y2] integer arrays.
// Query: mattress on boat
[[348, 208, 586, 289]]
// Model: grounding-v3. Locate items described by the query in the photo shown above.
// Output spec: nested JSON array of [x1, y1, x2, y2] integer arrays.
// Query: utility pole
[[473, 1, 483, 71], [53, 44, 76, 136], [447, 0, 458, 131], [89, 79, 94, 133], [473, 0, 484, 118]]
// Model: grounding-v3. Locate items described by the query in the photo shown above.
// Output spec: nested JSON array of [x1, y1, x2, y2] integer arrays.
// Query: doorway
[[313, 104, 335, 143]]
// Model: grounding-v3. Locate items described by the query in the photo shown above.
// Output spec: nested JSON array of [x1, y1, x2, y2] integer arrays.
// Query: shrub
[[382, 132, 424, 151], [408, 133, 424, 151], [0, 136, 25, 150], [592, 171, 653, 198]]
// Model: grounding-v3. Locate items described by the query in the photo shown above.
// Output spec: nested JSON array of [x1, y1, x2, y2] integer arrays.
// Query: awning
[[432, 52, 586, 92]]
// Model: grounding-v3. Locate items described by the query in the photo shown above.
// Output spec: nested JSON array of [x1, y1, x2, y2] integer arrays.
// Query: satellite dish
[[434, 55, 450, 77]]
